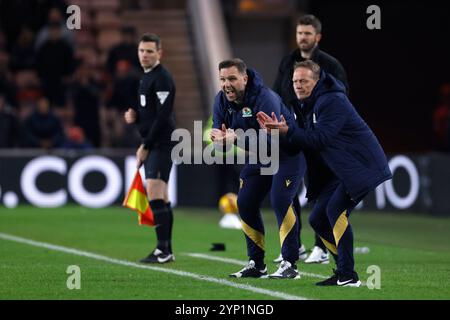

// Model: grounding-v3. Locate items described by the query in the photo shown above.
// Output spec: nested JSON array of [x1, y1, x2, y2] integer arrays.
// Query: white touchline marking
[[0, 232, 310, 300], [185, 253, 329, 279]]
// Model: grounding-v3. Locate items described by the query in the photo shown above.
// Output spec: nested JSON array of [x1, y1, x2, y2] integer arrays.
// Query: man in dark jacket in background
[[258, 60, 392, 287], [70, 60, 101, 147], [35, 21, 74, 107], [273, 14, 349, 265], [274, 14, 348, 102], [22, 96, 65, 149]]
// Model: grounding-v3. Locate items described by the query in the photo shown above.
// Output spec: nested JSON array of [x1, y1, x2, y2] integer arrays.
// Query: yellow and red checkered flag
[[122, 171, 155, 226]]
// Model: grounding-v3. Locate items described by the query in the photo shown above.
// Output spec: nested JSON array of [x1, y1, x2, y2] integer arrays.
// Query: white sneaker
[[273, 245, 308, 263], [268, 260, 300, 279], [304, 246, 329, 264]]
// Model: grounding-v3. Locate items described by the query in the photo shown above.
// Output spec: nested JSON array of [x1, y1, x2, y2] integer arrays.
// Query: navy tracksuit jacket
[[282, 71, 392, 276], [212, 69, 306, 265]]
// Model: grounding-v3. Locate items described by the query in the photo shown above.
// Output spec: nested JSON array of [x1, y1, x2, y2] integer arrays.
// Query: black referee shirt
[[136, 63, 176, 150]]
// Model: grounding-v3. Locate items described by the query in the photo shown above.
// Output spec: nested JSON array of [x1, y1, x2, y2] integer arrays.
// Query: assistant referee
[[124, 33, 176, 264]]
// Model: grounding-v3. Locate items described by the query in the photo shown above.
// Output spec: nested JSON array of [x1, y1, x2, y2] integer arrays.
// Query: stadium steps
[[121, 9, 207, 134]]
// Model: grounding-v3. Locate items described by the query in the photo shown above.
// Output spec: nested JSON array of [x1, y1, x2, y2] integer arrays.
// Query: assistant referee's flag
[[123, 171, 154, 226]]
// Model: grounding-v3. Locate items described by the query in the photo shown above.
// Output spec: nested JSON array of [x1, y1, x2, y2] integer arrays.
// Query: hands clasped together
[[210, 124, 238, 150], [210, 112, 290, 149]]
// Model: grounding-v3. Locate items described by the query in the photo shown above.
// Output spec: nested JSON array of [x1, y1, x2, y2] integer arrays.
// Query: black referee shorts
[[143, 147, 173, 183]]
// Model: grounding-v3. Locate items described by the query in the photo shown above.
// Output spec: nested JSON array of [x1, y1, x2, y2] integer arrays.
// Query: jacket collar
[[292, 46, 321, 62]]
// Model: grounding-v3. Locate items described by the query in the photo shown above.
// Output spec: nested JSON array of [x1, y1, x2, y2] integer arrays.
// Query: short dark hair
[[297, 14, 322, 34], [139, 33, 161, 50], [218, 58, 247, 74], [294, 60, 321, 80]]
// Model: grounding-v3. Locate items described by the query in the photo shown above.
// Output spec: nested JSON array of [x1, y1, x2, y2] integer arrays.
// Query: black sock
[[149, 199, 170, 253], [166, 202, 174, 253]]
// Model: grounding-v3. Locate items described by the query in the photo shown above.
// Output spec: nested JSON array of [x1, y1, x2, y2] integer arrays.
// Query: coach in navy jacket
[[283, 70, 391, 202], [211, 59, 306, 278], [257, 60, 392, 286]]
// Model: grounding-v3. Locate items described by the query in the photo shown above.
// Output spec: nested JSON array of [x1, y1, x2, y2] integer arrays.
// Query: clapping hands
[[256, 112, 289, 135]]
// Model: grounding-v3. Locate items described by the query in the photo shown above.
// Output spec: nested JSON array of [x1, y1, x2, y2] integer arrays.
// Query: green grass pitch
[[0, 206, 449, 300]]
